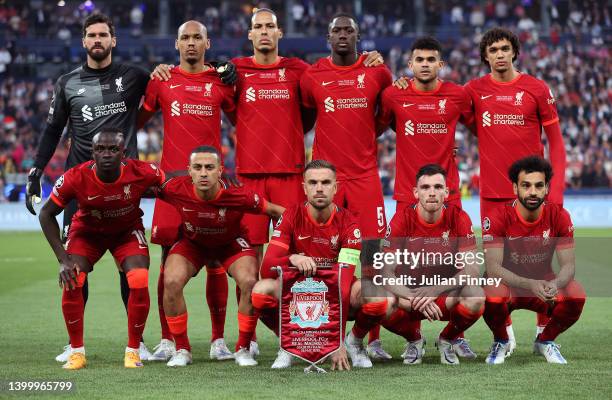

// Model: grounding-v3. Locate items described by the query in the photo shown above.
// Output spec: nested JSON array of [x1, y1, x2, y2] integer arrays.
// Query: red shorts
[[335, 175, 386, 238], [480, 197, 512, 229], [66, 224, 149, 267], [239, 173, 305, 245], [168, 236, 257, 274], [395, 197, 463, 218], [151, 199, 182, 247], [485, 280, 586, 313]]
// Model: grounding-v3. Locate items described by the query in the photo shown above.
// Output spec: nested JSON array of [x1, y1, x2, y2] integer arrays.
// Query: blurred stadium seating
[[0, 0, 609, 202]]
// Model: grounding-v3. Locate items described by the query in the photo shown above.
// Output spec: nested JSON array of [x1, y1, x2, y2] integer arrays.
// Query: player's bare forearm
[[38, 201, 69, 264], [553, 247, 576, 290], [264, 202, 285, 219]]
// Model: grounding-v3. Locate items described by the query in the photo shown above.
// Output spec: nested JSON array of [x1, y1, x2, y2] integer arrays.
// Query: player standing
[[482, 157, 584, 364], [38, 128, 165, 369], [139, 20, 238, 362], [157, 146, 284, 367], [299, 14, 393, 359], [26, 14, 152, 362], [252, 160, 390, 369], [465, 28, 566, 351], [380, 164, 484, 365]]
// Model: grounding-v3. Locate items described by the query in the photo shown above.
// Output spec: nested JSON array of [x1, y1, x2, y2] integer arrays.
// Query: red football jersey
[[482, 201, 574, 278], [50, 159, 165, 234], [269, 203, 362, 268], [465, 73, 559, 198], [142, 66, 235, 171], [379, 80, 473, 202], [385, 204, 476, 281], [158, 176, 266, 248], [300, 55, 392, 180], [232, 56, 309, 174]]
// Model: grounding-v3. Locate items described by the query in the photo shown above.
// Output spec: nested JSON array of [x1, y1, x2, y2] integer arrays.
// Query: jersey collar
[[326, 54, 366, 71], [514, 200, 546, 226], [305, 203, 337, 227]]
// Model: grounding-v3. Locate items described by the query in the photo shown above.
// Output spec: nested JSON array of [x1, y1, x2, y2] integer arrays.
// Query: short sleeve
[[269, 206, 296, 250], [456, 210, 477, 251], [458, 86, 474, 126], [299, 71, 316, 108], [555, 208, 575, 250], [384, 209, 408, 251], [220, 83, 236, 113], [377, 87, 395, 128], [50, 168, 77, 208], [377, 66, 393, 91], [482, 208, 506, 248], [142, 78, 160, 112], [535, 80, 559, 127], [341, 215, 362, 251]]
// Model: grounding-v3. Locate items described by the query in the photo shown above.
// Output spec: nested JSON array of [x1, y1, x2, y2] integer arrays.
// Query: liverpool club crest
[[289, 278, 330, 328]]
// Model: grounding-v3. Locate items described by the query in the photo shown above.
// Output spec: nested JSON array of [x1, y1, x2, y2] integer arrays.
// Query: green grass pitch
[[1, 229, 611, 399]]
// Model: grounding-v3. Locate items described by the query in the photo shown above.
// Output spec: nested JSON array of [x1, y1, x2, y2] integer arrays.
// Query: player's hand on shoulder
[[289, 254, 317, 277], [25, 167, 43, 215], [330, 346, 351, 371], [393, 76, 410, 90], [150, 64, 174, 81], [58, 255, 80, 291], [210, 60, 238, 86], [362, 50, 384, 67]]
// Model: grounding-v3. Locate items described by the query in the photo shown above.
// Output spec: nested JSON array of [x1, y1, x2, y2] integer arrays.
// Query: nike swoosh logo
[[480, 95, 493, 100], [378, 227, 386, 233], [138, 246, 148, 249], [322, 81, 334, 86], [508, 237, 520, 241], [87, 195, 100, 200], [182, 207, 194, 212], [68, 319, 80, 325], [408, 237, 420, 242], [134, 323, 145, 328], [402, 103, 414, 107], [298, 235, 310, 240], [170, 84, 182, 89], [244, 73, 257, 77]]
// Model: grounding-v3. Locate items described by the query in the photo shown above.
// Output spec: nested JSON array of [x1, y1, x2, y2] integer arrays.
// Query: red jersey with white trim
[[482, 201, 574, 278], [232, 56, 309, 174], [300, 55, 392, 180], [158, 176, 266, 248], [142, 67, 235, 171], [50, 159, 165, 234], [385, 204, 476, 281], [379, 80, 473, 202], [269, 203, 362, 268], [464, 73, 559, 198]]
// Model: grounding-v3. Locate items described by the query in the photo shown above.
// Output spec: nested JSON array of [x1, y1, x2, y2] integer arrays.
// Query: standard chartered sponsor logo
[[246, 87, 256, 102], [246, 87, 290, 102], [324, 97, 368, 112], [482, 110, 525, 126], [324, 96, 335, 112], [482, 111, 491, 127], [81, 105, 93, 121], [404, 120, 414, 136], [405, 120, 448, 135], [170, 100, 213, 116], [171, 101, 181, 116]]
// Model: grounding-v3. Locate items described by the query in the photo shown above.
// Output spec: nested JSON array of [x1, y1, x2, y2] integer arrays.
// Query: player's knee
[[163, 273, 185, 296], [238, 276, 257, 294], [126, 268, 149, 289], [484, 282, 510, 302], [559, 280, 586, 303], [460, 285, 485, 311]]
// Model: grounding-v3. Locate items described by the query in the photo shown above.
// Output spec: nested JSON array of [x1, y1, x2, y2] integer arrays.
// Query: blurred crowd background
[[0, 0, 610, 201]]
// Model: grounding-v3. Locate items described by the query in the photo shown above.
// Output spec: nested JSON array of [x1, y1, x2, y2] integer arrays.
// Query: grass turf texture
[[1, 229, 611, 400]]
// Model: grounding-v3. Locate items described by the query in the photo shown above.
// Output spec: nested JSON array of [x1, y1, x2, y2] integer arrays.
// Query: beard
[[87, 45, 112, 62], [519, 195, 545, 211]]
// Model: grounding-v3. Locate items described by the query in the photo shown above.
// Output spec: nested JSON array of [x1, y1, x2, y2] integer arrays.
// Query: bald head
[[178, 20, 207, 38]]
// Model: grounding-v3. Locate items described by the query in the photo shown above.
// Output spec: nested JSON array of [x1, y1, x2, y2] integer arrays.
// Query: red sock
[[252, 292, 279, 336], [484, 299, 510, 341], [166, 313, 190, 351], [539, 298, 585, 341], [157, 265, 172, 340], [62, 272, 87, 348], [536, 312, 551, 328], [236, 312, 258, 351], [206, 267, 228, 342], [505, 315, 513, 327], [126, 269, 150, 349], [236, 286, 257, 342], [368, 324, 381, 344], [351, 300, 388, 339], [382, 308, 421, 341], [440, 303, 484, 341]]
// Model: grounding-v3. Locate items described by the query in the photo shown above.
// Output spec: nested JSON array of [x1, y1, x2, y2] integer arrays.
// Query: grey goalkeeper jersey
[[34, 62, 149, 170]]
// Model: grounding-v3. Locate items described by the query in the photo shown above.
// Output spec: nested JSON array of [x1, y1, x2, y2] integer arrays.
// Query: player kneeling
[[252, 160, 391, 370], [157, 146, 284, 367], [482, 157, 585, 365], [379, 164, 484, 365], [39, 128, 165, 369]]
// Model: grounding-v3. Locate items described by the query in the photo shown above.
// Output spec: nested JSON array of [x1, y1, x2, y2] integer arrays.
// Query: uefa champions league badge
[[289, 278, 330, 329]]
